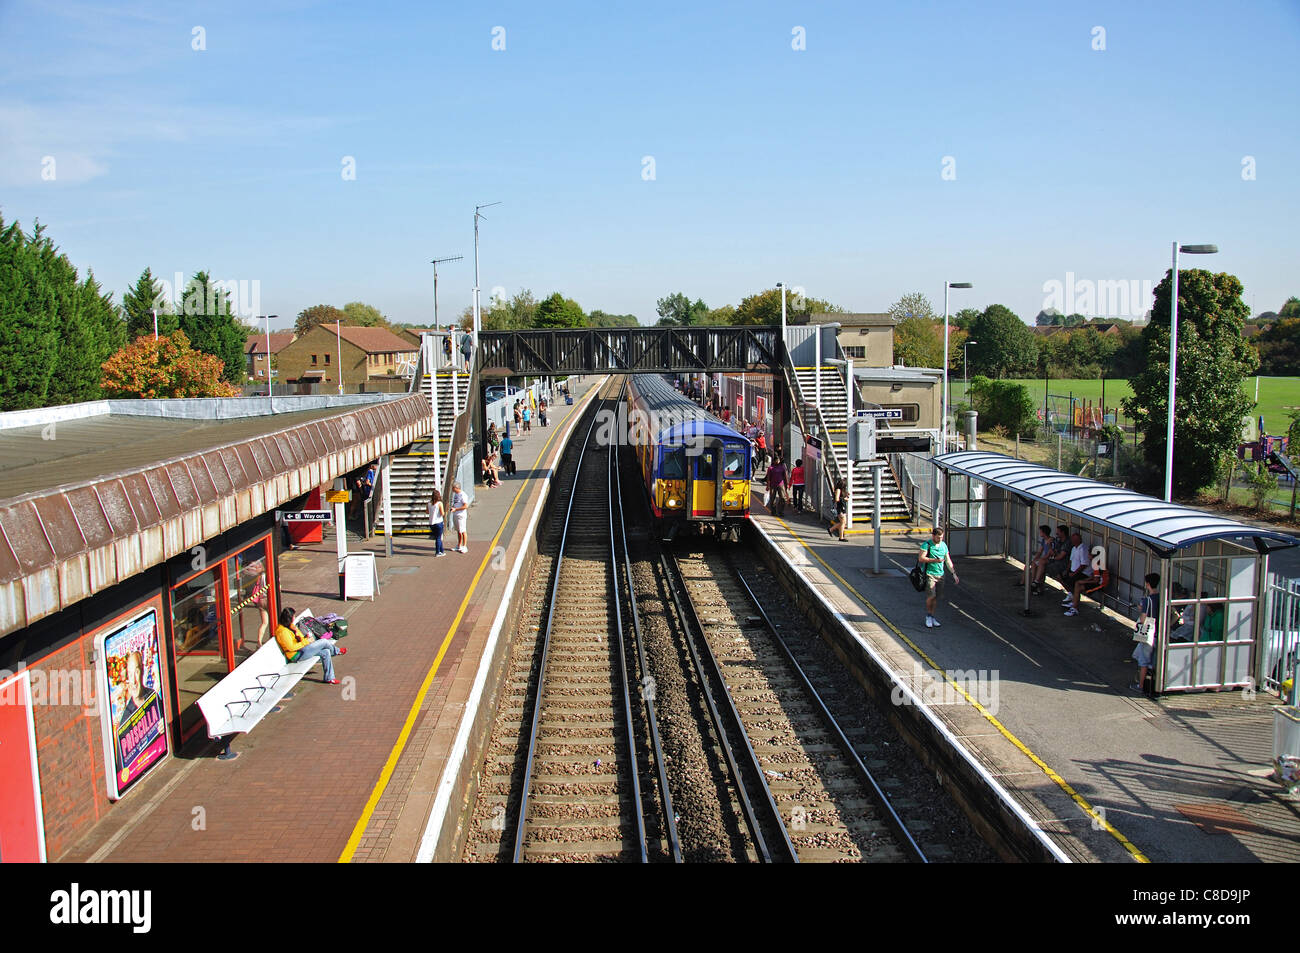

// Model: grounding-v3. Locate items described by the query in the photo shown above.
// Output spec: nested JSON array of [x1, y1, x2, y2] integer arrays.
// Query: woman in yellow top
[[275, 607, 346, 685]]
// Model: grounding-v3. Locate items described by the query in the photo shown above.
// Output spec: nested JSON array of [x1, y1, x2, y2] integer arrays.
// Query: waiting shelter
[[933, 451, 1298, 696]]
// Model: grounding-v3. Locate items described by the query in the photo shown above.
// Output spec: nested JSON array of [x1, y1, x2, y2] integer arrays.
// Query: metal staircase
[[376, 343, 473, 535], [789, 365, 911, 525]]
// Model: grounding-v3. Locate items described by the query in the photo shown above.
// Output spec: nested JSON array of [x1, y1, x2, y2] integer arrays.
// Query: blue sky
[[1, 0, 1297, 331]]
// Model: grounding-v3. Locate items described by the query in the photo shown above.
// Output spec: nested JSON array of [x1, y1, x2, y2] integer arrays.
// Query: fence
[[890, 451, 937, 526]]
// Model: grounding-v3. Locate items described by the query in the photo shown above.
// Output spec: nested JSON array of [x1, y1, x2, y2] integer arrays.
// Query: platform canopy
[[934, 451, 1299, 556]]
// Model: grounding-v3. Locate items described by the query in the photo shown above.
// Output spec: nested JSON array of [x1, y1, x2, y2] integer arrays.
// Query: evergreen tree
[[122, 267, 178, 339], [177, 271, 249, 385], [1122, 269, 1257, 496], [0, 217, 60, 410], [969, 305, 1038, 377]]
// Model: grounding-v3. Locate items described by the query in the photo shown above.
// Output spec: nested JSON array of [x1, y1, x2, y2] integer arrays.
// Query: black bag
[[909, 562, 927, 592]]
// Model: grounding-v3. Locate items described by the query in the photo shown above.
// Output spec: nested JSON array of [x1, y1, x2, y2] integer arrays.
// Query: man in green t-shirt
[[919, 527, 959, 628]]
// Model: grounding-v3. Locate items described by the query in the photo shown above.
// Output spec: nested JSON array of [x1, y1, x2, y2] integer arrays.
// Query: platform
[[60, 377, 606, 863], [749, 501, 1300, 862]]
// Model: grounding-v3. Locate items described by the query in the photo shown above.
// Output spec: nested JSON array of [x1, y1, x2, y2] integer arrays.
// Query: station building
[[0, 393, 428, 860]]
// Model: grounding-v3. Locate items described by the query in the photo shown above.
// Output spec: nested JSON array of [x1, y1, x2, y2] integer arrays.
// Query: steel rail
[[613, 439, 682, 862], [512, 392, 638, 862], [606, 437, 648, 862], [732, 567, 929, 863], [661, 552, 798, 863]]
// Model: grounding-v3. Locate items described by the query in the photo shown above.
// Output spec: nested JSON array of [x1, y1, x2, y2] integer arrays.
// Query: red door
[[0, 671, 46, 862]]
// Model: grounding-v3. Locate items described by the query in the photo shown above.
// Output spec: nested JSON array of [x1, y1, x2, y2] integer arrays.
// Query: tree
[[1122, 269, 1257, 497], [731, 287, 842, 326], [535, 292, 586, 328], [967, 376, 1037, 436], [177, 271, 247, 385], [341, 301, 388, 327], [295, 304, 348, 335], [706, 304, 735, 324], [969, 305, 1038, 378], [892, 316, 943, 367], [588, 310, 639, 328], [0, 216, 124, 410], [1252, 318, 1300, 376], [1280, 297, 1300, 320], [0, 217, 60, 410], [656, 292, 691, 326], [951, 307, 981, 331], [887, 292, 936, 324], [122, 268, 177, 339], [102, 330, 238, 398]]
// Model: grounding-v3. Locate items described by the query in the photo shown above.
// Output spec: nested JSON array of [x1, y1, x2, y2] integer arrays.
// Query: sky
[[1, 0, 1297, 333]]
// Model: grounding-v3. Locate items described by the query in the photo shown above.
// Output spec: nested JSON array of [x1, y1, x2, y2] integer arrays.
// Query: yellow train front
[[625, 374, 751, 541]]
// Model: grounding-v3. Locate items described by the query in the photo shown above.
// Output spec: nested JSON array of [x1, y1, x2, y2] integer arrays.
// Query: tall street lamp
[[1164, 243, 1218, 502], [776, 282, 787, 339], [259, 314, 278, 411], [473, 202, 501, 359], [942, 282, 973, 454]]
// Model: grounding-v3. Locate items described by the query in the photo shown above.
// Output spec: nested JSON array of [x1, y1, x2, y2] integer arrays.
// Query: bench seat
[[196, 609, 322, 757]]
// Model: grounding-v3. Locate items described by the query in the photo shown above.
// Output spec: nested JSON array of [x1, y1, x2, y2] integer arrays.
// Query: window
[[661, 449, 685, 480], [311, 354, 318, 365], [227, 541, 272, 662], [723, 445, 747, 478], [257, 369, 264, 378], [882, 403, 920, 423], [845, 347, 866, 359], [325, 353, 331, 365], [170, 568, 227, 739]]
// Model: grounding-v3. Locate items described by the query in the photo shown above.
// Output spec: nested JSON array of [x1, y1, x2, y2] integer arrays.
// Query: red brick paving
[[60, 381, 602, 864]]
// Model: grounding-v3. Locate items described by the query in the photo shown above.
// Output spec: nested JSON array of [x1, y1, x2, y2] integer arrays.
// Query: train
[[624, 374, 751, 541]]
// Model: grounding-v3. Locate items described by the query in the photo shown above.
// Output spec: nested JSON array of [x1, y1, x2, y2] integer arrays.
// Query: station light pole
[[942, 282, 973, 454], [473, 203, 501, 359], [431, 255, 463, 334], [1164, 243, 1218, 502], [259, 314, 278, 411]]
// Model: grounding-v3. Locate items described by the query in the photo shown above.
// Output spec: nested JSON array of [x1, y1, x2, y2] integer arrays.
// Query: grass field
[[952, 376, 1300, 436]]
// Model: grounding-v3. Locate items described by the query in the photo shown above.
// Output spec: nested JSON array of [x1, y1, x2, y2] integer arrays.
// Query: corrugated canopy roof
[[934, 451, 1299, 555]]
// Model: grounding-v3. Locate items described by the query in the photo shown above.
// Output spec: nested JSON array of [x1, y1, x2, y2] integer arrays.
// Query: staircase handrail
[[781, 359, 845, 506]]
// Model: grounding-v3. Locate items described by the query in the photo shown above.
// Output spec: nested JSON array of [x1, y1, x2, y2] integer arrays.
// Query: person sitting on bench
[[275, 607, 346, 685], [1061, 531, 1092, 616]]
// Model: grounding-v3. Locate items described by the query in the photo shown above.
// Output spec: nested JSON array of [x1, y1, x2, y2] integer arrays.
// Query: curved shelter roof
[[934, 451, 1299, 556]]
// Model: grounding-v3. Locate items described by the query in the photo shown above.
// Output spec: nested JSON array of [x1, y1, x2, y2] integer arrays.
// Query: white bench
[[196, 609, 322, 759]]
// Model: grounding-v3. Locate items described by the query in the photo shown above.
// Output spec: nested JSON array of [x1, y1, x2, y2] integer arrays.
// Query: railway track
[[663, 548, 928, 863], [463, 382, 674, 862]]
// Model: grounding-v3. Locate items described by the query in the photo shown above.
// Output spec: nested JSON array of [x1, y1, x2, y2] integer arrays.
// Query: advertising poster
[[96, 608, 169, 799]]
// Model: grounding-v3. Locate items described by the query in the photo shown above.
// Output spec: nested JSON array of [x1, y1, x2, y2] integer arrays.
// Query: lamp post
[[431, 255, 463, 335], [335, 321, 343, 395], [259, 314, 278, 411], [942, 282, 973, 454], [777, 282, 787, 340], [963, 340, 978, 393], [151, 309, 158, 340], [473, 203, 501, 360], [1164, 243, 1218, 502]]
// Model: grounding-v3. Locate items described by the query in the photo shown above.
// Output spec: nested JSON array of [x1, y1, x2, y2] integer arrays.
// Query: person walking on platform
[[522, 402, 532, 433], [501, 433, 515, 475], [1131, 573, 1160, 693], [828, 478, 849, 539], [427, 489, 446, 556], [539, 397, 548, 427], [919, 527, 959, 628], [790, 458, 806, 512], [450, 481, 470, 553], [459, 330, 473, 372], [765, 456, 789, 518]]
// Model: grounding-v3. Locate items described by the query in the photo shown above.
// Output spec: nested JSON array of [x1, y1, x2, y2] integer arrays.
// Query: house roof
[[321, 324, 419, 354], [245, 332, 296, 355]]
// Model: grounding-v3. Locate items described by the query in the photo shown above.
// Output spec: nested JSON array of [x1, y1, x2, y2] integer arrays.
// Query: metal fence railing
[[1263, 573, 1300, 701]]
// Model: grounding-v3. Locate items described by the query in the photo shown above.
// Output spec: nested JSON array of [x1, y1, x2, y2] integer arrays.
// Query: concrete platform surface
[[61, 377, 605, 864], [750, 500, 1300, 863]]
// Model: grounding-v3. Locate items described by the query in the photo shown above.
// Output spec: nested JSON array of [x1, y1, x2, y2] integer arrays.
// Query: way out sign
[[280, 510, 332, 523]]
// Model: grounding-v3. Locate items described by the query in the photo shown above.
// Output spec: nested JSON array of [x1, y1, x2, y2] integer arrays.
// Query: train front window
[[695, 451, 715, 480], [723, 446, 745, 479], [662, 448, 685, 480]]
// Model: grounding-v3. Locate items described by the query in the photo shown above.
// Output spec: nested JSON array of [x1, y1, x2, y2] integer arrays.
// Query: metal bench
[[196, 609, 322, 759]]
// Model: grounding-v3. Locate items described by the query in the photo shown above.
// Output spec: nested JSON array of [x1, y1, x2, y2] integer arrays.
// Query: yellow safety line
[[339, 384, 601, 862], [768, 512, 1149, 863]]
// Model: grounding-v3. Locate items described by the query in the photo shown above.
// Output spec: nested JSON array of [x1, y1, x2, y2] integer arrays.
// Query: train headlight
[[667, 498, 680, 508]]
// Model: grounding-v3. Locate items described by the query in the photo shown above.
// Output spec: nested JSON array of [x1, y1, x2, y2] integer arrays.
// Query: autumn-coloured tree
[[101, 331, 238, 399]]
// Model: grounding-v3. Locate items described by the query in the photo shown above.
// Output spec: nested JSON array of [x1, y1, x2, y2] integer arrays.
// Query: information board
[[342, 552, 379, 601], [856, 408, 904, 420]]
